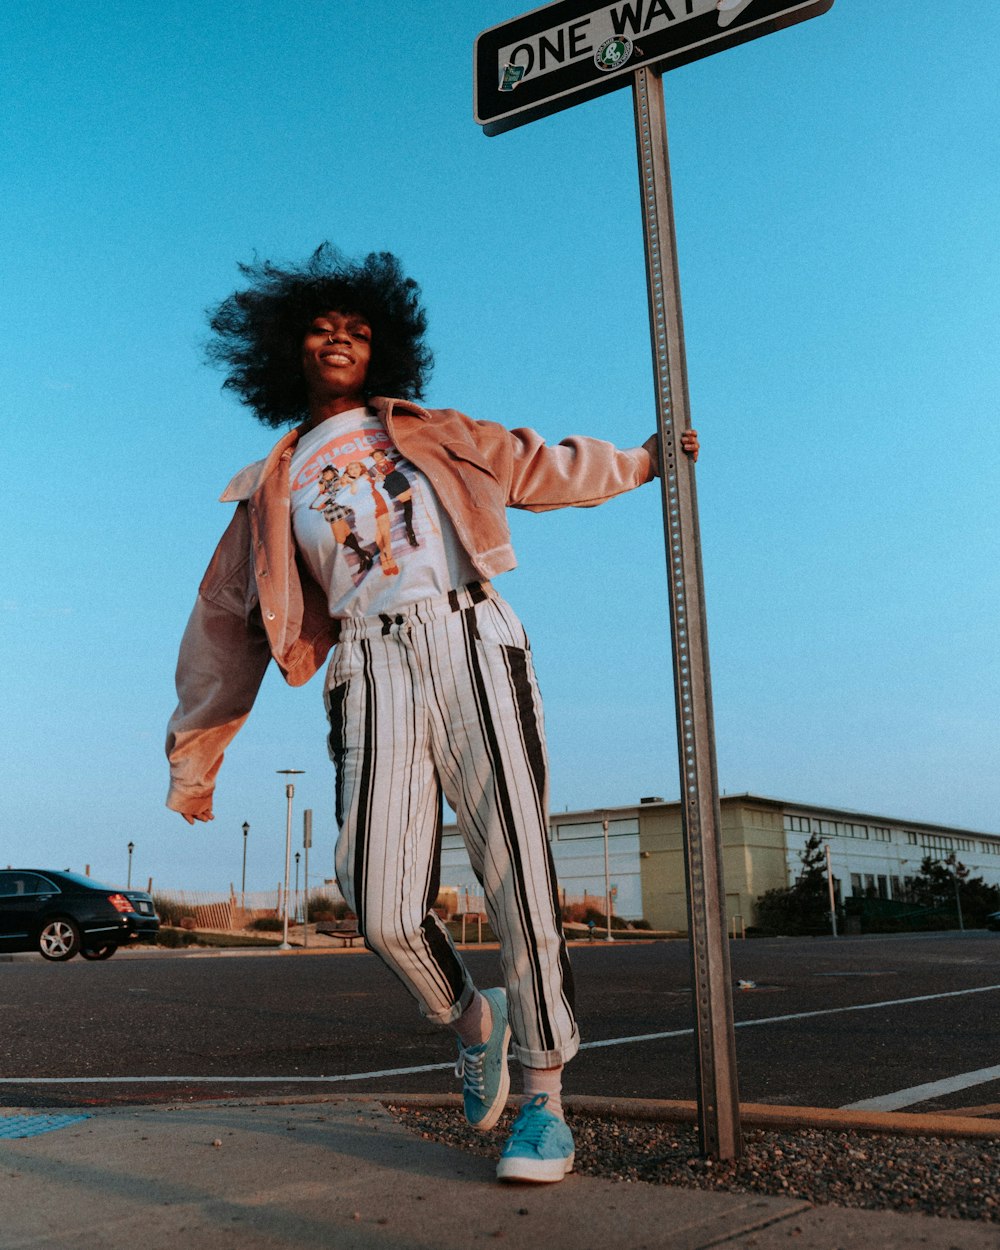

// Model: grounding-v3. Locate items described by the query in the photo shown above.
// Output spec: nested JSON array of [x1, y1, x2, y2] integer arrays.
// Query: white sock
[[452, 990, 492, 1049], [522, 1065, 564, 1120]]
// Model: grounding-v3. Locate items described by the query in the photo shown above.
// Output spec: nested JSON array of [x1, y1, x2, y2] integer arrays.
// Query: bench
[[315, 918, 363, 947]]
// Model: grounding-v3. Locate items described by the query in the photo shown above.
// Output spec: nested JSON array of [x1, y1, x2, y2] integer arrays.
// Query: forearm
[[165, 592, 272, 814], [506, 428, 655, 512]]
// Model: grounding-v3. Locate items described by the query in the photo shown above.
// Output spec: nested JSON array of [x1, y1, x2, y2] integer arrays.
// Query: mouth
[[320, 350, 354, 367]]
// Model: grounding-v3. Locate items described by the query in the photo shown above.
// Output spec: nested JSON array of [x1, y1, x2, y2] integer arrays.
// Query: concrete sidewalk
[[3, 1097, 998, 1250]]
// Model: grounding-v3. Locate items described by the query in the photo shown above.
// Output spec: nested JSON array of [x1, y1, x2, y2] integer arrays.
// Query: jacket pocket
[[198, 504, 255, 614], [440, 440, 501, 508]]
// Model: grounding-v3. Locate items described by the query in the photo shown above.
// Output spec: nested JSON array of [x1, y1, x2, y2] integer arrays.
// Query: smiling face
[[300, 310, 372, 417]]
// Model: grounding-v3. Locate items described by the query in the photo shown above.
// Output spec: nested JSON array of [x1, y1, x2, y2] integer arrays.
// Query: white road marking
[[2, 982, 998, 1087], [841, 1065, 1000, 1112]]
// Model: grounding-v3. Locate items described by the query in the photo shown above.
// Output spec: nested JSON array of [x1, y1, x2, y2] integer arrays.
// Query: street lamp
[[601, 815, 613, 942], [948, 853, 969, 932], [294, 851, 301, 924], [241, 822, 249, 910], [276, 770, 304, 950], [824, 842, 838, 937], [127, 841, 134, 889]]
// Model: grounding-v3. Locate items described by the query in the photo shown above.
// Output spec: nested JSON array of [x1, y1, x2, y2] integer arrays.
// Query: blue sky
[[2, 2, 998, 894]]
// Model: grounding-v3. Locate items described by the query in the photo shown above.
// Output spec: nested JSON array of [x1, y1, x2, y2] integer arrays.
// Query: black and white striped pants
[[324, 582, 579, 1069]]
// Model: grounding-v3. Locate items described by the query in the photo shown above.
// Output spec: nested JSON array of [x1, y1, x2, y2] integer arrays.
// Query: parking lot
[[3, 930, 998, 1114]]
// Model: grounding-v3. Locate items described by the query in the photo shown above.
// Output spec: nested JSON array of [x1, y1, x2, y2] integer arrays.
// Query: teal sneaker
[[455, 987, 511, 1132], [496, 1094, 575, 1183]]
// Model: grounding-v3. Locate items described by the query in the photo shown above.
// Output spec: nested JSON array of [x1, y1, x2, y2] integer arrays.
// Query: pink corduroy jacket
[[165, 396, 654, 816]]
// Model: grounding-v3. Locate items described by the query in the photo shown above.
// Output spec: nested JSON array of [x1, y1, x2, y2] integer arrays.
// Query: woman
[[166, 244, 697, 1184], [370, 446, 418, 548], [341, 460, 398, 576], [308, 464, 373, 574]]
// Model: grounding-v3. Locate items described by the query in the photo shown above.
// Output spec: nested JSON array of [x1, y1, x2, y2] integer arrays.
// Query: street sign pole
[[632, 64, 741, 1160], [475, 0, 836, 1164]]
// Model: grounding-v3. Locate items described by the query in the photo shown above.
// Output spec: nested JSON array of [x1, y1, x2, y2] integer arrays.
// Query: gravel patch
[[387, 1105, 1000, 1224]]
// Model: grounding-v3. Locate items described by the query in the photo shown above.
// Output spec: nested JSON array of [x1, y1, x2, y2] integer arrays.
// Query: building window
[[784, 815, 811, 833], [864, 874, 877, 897], [890, 875, 902, 899], [906, 831, 918, 845], [870, 826, 891, 842], [850, 873, 862, 897]]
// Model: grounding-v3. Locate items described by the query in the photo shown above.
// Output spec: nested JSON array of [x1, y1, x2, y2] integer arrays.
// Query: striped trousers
[[324, 583, 579, 1069]]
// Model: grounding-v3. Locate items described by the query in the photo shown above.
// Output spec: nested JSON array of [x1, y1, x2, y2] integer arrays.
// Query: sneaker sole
[[496, 1152, 575, 1183], [468, 1019, 511, 1133]]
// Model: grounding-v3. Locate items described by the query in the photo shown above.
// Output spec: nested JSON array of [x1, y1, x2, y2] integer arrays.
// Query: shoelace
[[455, 1044, 486, 1100], [509, 1094, 552, 1143]]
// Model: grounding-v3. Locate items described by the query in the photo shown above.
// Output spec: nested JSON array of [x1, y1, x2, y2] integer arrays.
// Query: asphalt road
[[3, 931, 999, 1112]]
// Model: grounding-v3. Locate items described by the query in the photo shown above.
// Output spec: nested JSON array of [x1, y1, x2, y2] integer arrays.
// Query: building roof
[[543, 793, 999, 842]]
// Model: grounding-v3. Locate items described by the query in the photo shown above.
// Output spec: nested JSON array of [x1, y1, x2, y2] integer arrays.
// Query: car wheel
[[81, 943, 117, 960], [38, 918, 82, 961]]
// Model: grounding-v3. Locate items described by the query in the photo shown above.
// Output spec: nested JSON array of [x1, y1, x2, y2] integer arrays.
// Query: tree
[[908, 853, 1000, 928], [754, 832, 832, 935]]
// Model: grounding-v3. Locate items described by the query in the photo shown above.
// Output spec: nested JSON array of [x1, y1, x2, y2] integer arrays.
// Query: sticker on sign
[[475, 0, 834, 134]]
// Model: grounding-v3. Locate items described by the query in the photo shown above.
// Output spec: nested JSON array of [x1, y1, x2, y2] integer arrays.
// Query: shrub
[[250, 916, 284, 932], [151, 895, 184, 926], [562, 902, 628, 928], [308, 895, 349, 921], [156, 926, 199, 948]]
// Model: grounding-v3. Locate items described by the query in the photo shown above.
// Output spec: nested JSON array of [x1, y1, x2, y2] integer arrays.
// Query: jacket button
[[266, 611, 276, 621], [257, 568, 268, 578]]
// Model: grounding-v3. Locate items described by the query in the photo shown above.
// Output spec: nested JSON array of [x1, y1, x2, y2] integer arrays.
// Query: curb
[[124, 1090, 1000, 1141], [380, 1093, 1000, 1140]]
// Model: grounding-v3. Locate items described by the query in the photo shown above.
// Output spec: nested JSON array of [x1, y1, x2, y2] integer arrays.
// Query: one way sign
[[475, 0, 834, 134]]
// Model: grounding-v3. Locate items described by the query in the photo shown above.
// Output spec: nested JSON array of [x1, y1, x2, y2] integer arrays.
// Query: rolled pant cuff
[[420, 978, 476, 1026], [512, 1027, 580, 1070]]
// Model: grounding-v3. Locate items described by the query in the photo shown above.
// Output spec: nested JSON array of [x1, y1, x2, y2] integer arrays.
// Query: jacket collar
[[219, 427, 300, 502], [218, 396, 431, 502]]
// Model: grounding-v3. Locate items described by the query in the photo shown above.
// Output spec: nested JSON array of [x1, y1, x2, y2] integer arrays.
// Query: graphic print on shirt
[[291, 416, 437, 586]]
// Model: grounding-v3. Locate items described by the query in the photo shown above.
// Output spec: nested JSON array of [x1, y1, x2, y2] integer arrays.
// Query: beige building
[[442, 794, 1000, 932]]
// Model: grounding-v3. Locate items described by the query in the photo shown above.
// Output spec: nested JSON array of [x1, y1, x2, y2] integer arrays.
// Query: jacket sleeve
[[165, 506, 272, 816], [501, 426, 655, 512]]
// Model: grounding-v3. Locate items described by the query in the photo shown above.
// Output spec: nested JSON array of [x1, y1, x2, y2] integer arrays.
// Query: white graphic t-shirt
[[289, 408, 479, 618]]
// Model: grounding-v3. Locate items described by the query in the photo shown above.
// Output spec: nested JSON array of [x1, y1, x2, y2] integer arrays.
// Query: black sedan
[[0, 869, 159, 961]]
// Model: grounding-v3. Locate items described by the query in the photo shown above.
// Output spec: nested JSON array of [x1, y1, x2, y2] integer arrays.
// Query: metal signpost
[[475, 0, 834, 1160]]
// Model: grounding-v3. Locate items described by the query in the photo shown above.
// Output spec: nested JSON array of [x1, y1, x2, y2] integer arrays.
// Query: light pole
[[601, 815, 613, 942], [276, 770, 304, 950], [241, 821, 249, 910], [294, 851, 301, 924], [127, 841, 134, 889], [949, 854, 968, 932], [824, 842, 838, 937], [303, 809, 312, 950]]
